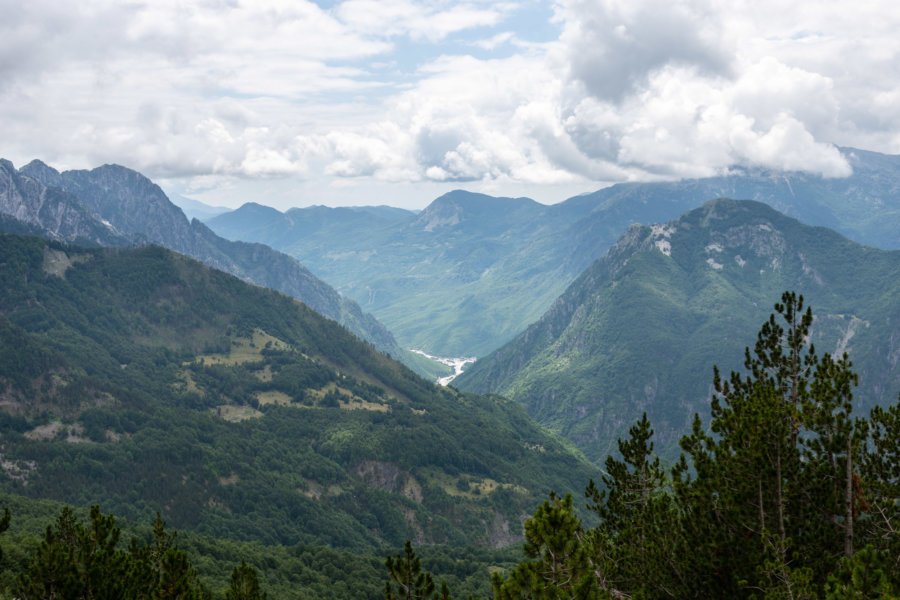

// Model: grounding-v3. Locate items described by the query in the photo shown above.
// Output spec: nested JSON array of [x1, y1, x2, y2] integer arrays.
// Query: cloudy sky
[[2, 0, 899, 210]]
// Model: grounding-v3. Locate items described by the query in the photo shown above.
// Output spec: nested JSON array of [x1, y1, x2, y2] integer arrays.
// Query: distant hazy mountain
[[168, 193, 231, 221], [561, 146, 900, 251], [0, 234, 596, 548], [455, 199, 900, 462], [0, 159, 445, 378], [208, 191, 595, 357], [208, 202, 416, 253], [206, 147, 900, 359]]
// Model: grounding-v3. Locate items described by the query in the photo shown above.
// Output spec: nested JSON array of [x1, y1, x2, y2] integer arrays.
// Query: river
[[410, 350, 477, 386]]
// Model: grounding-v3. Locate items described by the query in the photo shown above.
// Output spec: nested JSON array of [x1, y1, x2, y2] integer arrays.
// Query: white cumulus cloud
[[1, 0, 898, 208]]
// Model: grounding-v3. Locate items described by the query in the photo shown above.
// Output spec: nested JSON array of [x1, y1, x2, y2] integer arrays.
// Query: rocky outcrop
[[0, 160, 131, 246], [354, 460, 424, 503]]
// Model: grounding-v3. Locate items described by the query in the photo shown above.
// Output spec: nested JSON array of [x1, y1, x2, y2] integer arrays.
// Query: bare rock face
[[354, 460, 423, 503], [0, 160, 130, 246], [484, 510, 525, 549], [19, 159, 64, 188], [355, 460, 404, 491], [51, 164, 200, 255]]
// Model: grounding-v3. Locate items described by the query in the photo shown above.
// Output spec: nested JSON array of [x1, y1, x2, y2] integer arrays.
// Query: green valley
[[209, 191, 587, 358], [0, 234, 598, 557]]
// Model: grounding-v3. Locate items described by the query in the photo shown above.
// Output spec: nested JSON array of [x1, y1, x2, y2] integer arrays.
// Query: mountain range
[[456, 198, 900, 461], [206, 147, 900, 359], [2, 144, 900, 596], [4, 151, 899, 465], [0, 159, 446, 379], [0, 233, 597, 551]]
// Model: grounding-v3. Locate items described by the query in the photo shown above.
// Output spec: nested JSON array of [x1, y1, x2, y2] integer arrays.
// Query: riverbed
[[410, 350, 477, 386]]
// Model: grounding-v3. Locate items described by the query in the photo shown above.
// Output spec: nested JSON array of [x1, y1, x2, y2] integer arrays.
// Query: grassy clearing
[[42, 248, 90, 277], [340, 399, 390, 412], [424, 469, 527, 499], [254, 365, 274, 382], [298, 481, 344, 500], [173, 370, 203, 396], [24, 420, 65, 441], [218, 473, 239, 485], [305, 382, 391, 412], [253, 387, 393, 414], [212, 405, 263, 422], [194, 329, 291, 366], [254, 385, 391, 412], [255, 391, 292, 406]]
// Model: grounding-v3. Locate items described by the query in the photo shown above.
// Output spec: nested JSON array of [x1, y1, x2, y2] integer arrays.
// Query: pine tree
[[859, 399, 900, 586], [801, 351, 866, 575], [585, 413, 685, 598], [824, 545, 895, 599], [16, 506, 208, 600], [675, 292, 879, 597], [675, 292, 813, 597], [491, 493, 600, 600], [385, 540, 436, 600], [155, 547, 207, 600], [17, 506, 130, 600], [227, 560, 267, 600]]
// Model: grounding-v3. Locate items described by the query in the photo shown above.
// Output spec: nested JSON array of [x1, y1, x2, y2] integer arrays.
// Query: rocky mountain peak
[[20, 159, 63, 188], [0, 158, 133, 245], [603, 222, 652, 275]]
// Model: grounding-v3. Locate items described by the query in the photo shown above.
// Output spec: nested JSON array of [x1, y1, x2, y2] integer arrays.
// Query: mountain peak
[[234, 201, 283, 216], [19, 159, 63, 187], [20, 159, 58, 173], [87, 163, 160, 189], [686, 197, 794, 231], [413, 190, 542, 232]]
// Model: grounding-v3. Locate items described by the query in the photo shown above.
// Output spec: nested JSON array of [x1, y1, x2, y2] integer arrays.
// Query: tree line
[[0, 505, 266, 600]]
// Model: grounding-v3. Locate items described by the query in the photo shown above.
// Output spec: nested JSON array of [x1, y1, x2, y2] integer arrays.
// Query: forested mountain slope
[[456, 199, 900, 462], [0, 159, 445, 379], [0, 234, 597, 550]]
